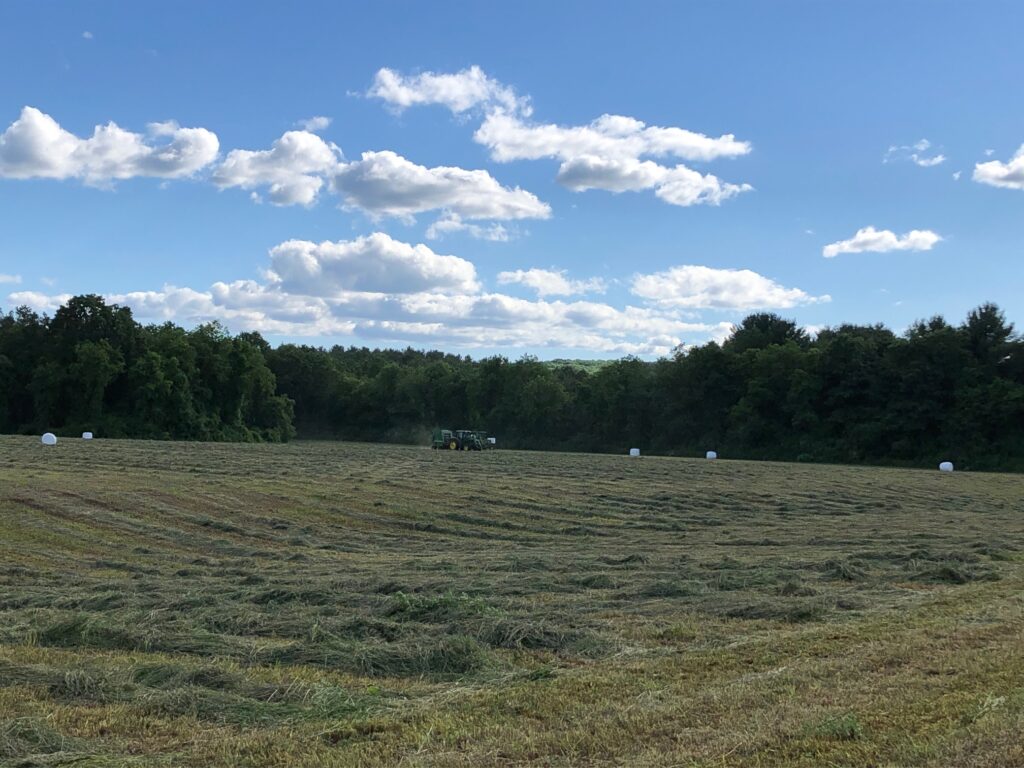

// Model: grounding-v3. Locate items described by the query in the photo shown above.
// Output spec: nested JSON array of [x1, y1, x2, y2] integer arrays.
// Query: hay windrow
[[0, 436, 1022, 766]]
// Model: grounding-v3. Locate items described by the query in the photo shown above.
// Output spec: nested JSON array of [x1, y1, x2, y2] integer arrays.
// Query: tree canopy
[[2, 298, 1022, 470]]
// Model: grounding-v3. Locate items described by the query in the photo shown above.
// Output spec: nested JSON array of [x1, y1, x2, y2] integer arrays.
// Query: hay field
[[1, 436, 1023, 767]]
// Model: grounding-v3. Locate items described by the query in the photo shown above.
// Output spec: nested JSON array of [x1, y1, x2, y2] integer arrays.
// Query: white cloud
[[332, 150, 551, 221], [497, 268, 606, 297], [7, 291, 73, 311], [368, 66, 528, 115], [425, 213, 510, 241], [266, 233, 480, 296], [822, 226, 943, 258], [100, 284, 345, 337], [631, 265, 829, 309], [477, 111, 750, 164], [554, 155, 751, 206], [41, 277, 56, 286], [884, 139, 946, 167], [209, 280, 332, 323], [368, 66, 753, 209], [952, 171, 962, 181], [475, 111, 751, 207], [212, 125, 548, 228], [555, 155, 667, 193], [298, 116, 331, 132], [212, 130, 342, 206], [14, 282, 714, 356], [343, 295, 720, 356], [16, 235, 800, 355], [82, 31, 93, 40], [0, 274, 21, 284], [0, 107, 219, 184], [654, 165, 751, 207], [973, 145, 1024, 191]]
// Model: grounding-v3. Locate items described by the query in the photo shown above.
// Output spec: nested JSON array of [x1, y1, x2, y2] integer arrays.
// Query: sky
[[1, 1, 1022, 359]]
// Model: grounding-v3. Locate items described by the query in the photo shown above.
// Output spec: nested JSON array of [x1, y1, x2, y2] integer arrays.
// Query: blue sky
[[1, 1, 1022, 358]]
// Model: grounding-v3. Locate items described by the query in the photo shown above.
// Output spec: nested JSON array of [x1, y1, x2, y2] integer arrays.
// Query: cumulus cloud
[[332, 150, 551, 221], [477, 111, 750, 164], [630, 265, 829, 309], [425, 213, 510, 241], [822, 226, 942, 258], [973, 145, 1024, 190], [0, 274, 21, 284], [0, 107, 219, 184], [298, 116, 331, 132], [212, 130, 342, 206], [366, 66, 752, 209], [884, 139, 946, 167], [497, 268, 606, 297], [16, 234, 813, 355], [212, 126, 547, 230], [16, 282, 714, 356], [266, 233, 480, 295], [653, 165, 750, 206], [475, 110, 751, 207], [97, 284, 346, 337], [7, 291, 73, 312], [368, 66, 528, 115], [554, 155, 751, 206]]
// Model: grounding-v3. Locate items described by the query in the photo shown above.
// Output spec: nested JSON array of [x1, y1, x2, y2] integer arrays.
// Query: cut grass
[[0, 716, 78, 761], [0, 435, 1022, 766]]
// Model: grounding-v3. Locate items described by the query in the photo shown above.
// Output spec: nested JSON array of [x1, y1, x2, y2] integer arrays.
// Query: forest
[[2, 294, 1022, 469]]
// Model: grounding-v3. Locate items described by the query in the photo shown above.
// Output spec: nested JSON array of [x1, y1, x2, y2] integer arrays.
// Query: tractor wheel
[[449, 440, 458, 450]]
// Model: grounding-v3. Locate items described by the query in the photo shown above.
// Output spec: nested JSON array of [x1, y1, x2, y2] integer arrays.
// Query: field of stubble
[[0, 436, 1022, 767]]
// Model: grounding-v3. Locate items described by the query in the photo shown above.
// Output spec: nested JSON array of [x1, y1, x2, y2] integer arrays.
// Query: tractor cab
[[454, 430, 484, 450]]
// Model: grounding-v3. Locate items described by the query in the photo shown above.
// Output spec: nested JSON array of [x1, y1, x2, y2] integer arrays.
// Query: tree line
[[2, 295, 1023, 470]]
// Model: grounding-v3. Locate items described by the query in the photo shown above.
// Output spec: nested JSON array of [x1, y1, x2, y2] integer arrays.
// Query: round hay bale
[[939, 461, 954, 472], [629, 448, 640, 457], [706, 450, 718, 459], [82, 432, 93, 440], [41, 432, 57, 446]]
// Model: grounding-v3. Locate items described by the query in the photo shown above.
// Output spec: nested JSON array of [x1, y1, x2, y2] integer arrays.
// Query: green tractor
[[431, 428, 492, 451]]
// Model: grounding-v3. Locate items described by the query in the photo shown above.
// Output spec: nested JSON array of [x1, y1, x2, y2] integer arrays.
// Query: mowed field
[[1, 437, 1023, 767]]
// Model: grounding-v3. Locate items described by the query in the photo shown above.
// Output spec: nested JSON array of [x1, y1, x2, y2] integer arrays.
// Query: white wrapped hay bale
[[706, 451, 718, 460], [82, 432, 93, 440], [41, 433, 57, 446], [629, 448, 640, 457], [939, 461, 954, 472]]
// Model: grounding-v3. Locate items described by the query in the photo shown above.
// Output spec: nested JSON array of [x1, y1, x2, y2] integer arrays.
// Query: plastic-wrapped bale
[[706, 450, 718, 459], [41, 433, 57, 446], [939, 461, 954, 472], [629, 448, 640, 457], [82, 432, 93, 440]]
